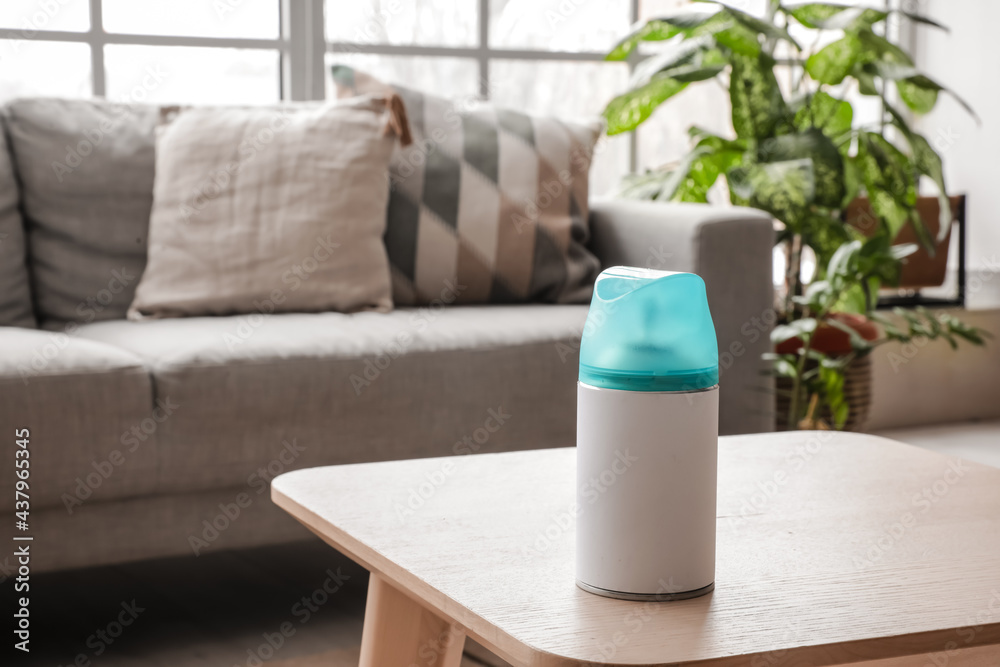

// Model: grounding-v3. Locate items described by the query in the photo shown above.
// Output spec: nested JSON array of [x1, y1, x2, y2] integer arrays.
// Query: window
[[0, 0, 283, 105], [325, 0, 636, 194], [0, 0, 763, 195]]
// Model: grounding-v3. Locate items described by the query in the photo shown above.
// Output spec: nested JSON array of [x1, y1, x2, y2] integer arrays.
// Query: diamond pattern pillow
[[332, 65, 602, 305]]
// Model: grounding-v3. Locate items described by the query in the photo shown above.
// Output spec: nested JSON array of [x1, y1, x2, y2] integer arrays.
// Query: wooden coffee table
[[272, 432, 1000, 666]]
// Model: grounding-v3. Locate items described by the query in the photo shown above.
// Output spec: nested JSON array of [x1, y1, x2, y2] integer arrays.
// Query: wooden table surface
[[272, 432, 1000, 666]]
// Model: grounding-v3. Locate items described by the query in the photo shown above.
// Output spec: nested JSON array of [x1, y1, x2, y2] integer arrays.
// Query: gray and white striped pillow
[[332, 65, 602, 306]]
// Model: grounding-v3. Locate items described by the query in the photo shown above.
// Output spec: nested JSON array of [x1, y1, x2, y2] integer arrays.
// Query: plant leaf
[[606, 6, 729, 61], [907, 136, 951, 242], [853, 64, 879, 96], [655, 147, 710, 201], [786, 3, 847, 29], [794, 91, 853, 138], [606, 11, 713, 61], [774, 356, 798, 377], [802, 213, 854, 273], [689, 126, 750, 152], [907, 75, 977, 121], [806, 34, 861, 85], [728, 158, 816, 228], [786, 3, 886, 30], [891, 243, 918, 260], [607, 22, 670, 62], [729, 52, 789, 139], [603, 77, 688, 135], [672, 147, 744, 202], [772, 318, 818, 345], [826, 317, 873, 350], [724, 5, 802, 50], [856, 29, 914, 66], [855, 132, 919, 241], [713, 22, 761, 56], [864, 59, 977, 120], [827, 238, 861, 280], [896, 78, 938, 114], [892, 9, 948, 32], [883, 100, 954, 243], [614, 169, 675, 200], [757, 129, 845, 208], [628, 35, 714, 87], [666, 63, 727, 83]]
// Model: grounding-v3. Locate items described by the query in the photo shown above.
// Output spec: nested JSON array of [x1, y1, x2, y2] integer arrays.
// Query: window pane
[[325, 53, 480, 101], [325, 0, 477, 47], [490, 0, 630, 52], [102, 0, 279, 39], [490, 60, 629, 197], [104, 46, 279, 105], [0, 0, 89, 32], [640, 0, 767, 18], [0, 40, 90, 103]]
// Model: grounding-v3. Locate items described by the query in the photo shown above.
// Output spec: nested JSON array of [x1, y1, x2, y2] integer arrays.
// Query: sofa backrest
[[4, 98, 158, 327], [0, 110, 35, 328]]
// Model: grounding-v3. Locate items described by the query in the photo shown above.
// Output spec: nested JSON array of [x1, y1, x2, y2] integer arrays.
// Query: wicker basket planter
[[774, 353, 872, 432], [774, 313, 877, 432]]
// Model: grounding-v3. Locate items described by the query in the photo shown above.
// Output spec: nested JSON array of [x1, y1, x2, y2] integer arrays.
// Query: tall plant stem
[[785, 232, 805, 430], [784, 234, 803, 317], [787, 332, 814, 430]]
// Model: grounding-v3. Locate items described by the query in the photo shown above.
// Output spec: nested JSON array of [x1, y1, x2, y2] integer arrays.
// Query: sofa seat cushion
[[74, 305, 588, 496], [0, 327, 157, 511]]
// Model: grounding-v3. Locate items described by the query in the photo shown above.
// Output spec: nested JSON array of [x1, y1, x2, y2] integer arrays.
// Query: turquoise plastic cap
[[579, 266, 719, 392]]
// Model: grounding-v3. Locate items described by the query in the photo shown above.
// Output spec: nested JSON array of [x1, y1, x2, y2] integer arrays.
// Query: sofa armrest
[[588, 199, 775, 435]]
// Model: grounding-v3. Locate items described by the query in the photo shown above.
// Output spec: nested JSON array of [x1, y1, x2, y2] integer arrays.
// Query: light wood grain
[[272, 432, 1000, 666], [359, 573, 466, 667], [852, 644, 1000, 667], [271, 647, 496, 667]]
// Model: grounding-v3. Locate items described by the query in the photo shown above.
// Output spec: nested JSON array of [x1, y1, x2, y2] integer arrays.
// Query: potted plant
[[770, 238, 986, 430], [602, 0, 989, 430]]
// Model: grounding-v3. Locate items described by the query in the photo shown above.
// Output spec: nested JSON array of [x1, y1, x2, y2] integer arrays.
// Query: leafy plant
[[603, 0, 988, 429], [770, 240, 989, 429]]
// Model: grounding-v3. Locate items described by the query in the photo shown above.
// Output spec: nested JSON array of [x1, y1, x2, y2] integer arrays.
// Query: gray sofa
[[0, 98, 774, 573]]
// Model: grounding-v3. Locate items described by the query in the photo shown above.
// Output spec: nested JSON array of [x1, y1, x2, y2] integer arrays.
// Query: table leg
[[358, 573, 466, 667]]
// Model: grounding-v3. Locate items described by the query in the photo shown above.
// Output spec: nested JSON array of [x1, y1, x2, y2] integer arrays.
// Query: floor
[[16, 540, 506, 667], [874, 418, 1000, 469]]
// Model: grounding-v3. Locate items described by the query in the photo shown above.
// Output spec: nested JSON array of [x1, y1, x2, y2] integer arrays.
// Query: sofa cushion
[[332, 65, 602, 306], [0, 113, 35, 328], [0, 327, 157, 511], [129, 98, 397, 319], [4, 98, 159, 326], [74, 305, 587, 495]]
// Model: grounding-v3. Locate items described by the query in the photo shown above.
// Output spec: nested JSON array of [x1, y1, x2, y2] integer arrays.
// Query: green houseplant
[[603, 0, 988, 430]]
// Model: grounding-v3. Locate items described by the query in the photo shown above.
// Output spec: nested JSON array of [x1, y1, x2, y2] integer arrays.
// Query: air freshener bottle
[[576, 266, 719, 601]]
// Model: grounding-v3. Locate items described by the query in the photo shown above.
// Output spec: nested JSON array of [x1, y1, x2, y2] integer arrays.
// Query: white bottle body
[[576, 382, 719, 600]]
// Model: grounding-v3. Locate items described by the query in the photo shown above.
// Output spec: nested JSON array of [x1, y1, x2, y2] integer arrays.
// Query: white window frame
[[18, 0, 642, 165], [325, 0, 642, 169]]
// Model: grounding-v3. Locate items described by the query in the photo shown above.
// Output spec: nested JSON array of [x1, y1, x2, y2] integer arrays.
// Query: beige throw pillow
[[128, 96, 400, 320]]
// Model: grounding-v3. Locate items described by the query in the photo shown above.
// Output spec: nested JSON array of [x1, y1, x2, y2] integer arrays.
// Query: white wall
[[868, 308, 1000, 429], [914, 0, 1000, 309]]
